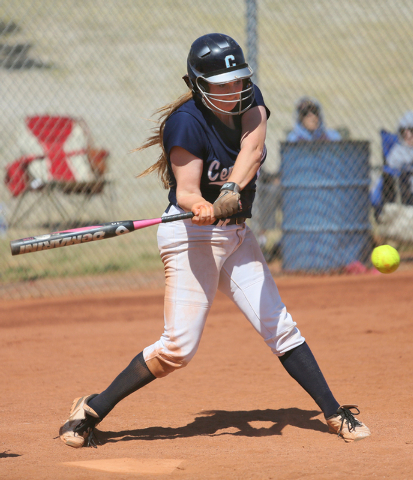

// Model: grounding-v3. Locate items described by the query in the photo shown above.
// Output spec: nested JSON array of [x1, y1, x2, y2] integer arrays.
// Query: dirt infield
[[1, 270, 412, 479]]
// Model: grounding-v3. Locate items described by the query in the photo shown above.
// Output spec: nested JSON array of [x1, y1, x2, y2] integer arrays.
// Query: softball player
[[59, 33, 370, 447]]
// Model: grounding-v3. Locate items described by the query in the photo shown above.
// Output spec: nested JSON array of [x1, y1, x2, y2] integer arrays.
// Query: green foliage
[[0, 233, 162, 284]]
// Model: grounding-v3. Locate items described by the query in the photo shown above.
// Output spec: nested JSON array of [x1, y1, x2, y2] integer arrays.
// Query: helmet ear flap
[[243, 78, 252, 89], [182, 74, 193, 90], [197, 78, 209, 92], [182, 74, 208, 94]]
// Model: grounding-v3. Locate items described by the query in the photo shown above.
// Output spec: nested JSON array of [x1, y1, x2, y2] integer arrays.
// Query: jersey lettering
[[207, 160, 233, 184], [220, 168, 229, 181], [208, 160, 220, 181]]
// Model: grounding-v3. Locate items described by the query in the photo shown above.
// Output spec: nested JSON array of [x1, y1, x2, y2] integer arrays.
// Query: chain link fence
[[1, 0, 413, 299]]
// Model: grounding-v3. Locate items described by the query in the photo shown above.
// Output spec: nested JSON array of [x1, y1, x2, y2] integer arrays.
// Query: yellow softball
[[371, 245, 400, 274]]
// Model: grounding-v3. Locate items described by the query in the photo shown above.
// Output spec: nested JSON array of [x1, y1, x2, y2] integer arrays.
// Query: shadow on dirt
[[98, 407, 327, 444], [0, 450, 21, 458]]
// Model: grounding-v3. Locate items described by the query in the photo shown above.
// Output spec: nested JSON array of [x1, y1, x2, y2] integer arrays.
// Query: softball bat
[[10, 212, 194, 256]]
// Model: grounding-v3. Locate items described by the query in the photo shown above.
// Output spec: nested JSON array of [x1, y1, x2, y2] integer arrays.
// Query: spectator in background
[[386, 111, 413, 205], [287, 96, 342, 142], [387, 111, 413, 169], [253, 97, 342, 260]]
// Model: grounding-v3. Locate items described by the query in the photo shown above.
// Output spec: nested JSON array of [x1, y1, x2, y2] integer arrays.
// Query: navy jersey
[[163, 84, 270, 218]]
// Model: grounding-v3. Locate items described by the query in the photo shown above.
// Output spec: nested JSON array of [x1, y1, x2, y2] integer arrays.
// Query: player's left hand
[[191, 201, 216, 226], [213, 182, 242, 218]]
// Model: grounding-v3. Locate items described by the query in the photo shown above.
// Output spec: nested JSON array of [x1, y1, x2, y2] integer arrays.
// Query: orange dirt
[[1, 270, 412, 479]]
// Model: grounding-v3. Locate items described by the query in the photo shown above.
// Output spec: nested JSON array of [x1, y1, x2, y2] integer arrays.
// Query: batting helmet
[[184, 33, 254, 115]]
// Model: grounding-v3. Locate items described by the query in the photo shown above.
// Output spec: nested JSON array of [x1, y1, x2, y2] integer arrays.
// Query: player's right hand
[[191, 201, 216, 226]]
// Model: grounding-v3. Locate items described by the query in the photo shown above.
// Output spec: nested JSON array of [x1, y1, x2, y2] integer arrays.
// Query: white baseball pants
[[143, 208, 305, 370]]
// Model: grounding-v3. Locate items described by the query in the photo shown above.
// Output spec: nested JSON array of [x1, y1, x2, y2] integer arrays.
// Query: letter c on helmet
[[225, 55, 236, 68]]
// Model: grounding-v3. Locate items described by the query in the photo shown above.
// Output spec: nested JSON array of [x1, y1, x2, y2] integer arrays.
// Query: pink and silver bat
[[10, 212, 194, 256]]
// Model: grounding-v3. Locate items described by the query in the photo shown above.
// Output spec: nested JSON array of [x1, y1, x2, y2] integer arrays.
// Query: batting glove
[[213, 182, 242, 218]]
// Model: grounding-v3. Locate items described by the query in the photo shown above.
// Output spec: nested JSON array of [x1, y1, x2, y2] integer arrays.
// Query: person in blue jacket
[[287, 97, 341, 142], [386, 111, 413, 205], [254, 97, 341, 253]]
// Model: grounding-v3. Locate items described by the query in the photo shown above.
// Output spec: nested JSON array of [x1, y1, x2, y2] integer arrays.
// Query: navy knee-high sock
[[278, 342, 339, 418], [88, 351, 156, 420]]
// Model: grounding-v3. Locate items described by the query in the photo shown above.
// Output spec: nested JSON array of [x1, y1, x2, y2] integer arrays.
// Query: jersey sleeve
[[163, 112, 208, 160], [245, 84, 271, 120]]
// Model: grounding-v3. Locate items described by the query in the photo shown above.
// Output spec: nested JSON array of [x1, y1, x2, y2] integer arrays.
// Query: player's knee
[[144, 336, 199, 377], [146, 357, 177, 378], [145, 348, 196, 378], [269, 326, 304, 355]]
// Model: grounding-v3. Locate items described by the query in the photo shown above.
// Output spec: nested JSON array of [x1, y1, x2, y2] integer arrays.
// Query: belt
[[213, 217, 246, 226]]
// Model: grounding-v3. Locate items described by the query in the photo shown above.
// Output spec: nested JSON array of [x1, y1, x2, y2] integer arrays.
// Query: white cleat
[[59, 394, 100, 448], [326, 404, 371, 443]]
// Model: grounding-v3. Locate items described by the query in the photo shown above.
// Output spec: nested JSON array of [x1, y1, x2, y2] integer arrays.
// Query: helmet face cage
[[187, 33, 255, 115], [195, 72, 254, 116]]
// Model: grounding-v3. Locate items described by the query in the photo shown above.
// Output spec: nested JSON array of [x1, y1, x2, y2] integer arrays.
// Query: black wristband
[[220, 182, 240, 194]]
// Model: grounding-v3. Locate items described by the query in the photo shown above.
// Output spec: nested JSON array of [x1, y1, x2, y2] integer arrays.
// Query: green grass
[[0, 230, 162, 284]]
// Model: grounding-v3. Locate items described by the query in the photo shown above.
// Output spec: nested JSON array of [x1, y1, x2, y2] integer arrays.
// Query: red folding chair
[[5, 115, 113, 228]]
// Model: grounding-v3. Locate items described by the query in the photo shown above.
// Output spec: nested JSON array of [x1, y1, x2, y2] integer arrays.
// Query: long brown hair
[[135, 90, 193, 189]]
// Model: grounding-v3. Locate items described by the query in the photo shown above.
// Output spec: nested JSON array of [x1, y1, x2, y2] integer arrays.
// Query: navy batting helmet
[[184, 33, 254, 115]]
